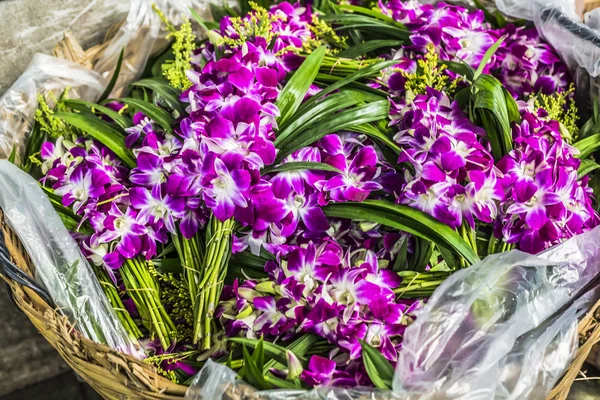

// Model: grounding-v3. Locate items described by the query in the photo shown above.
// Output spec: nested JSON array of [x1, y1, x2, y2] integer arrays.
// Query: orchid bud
[[255, 281, 277, 294], [237, 287, 261, 301], [286, 350, 303, 380]]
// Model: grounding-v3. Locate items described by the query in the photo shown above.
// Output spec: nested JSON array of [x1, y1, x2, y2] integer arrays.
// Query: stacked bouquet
[[19, 0, 600, 390]]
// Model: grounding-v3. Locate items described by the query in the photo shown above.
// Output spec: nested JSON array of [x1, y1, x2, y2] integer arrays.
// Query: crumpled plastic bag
[[0, 54, 104, 165], [183, 226, 600, 399], [0, 0, 221, 165], [0, 160, 141, 357], [394, 225, 600, 399]]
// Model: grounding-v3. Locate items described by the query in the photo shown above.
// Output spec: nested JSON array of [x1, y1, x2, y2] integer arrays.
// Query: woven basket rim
[[0, 213, 189, 399]]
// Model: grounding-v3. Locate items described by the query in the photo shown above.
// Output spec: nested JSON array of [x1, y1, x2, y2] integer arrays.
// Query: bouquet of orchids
[[20, 0, 600, 390]]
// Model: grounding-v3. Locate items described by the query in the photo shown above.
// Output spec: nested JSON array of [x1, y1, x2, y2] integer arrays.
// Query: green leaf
[[98, 48, 124, 103], [151, 258, 183, 274], [578, 159, 600, 178], [276, 100, 390, 161], [471, 75, 517, 160], [320, 14, 409, 41], [116, 98, 175, 134], [151, 48, 174, 78], [408, 238, 433, 272], [300, 60, 397, 110], [8, 145, 16, 164], [473, 36, 506, 81], [131, 78, 186, 115], [337, 40, 404, 59], [54, 112, 136, 168], [337, 4, 405, 27], [360, 340, 394, 389], [262, 334, 319, 374], [265, 374, 304, 390], [62, 99, 132, 129], [276, 47, 326, 126], [324, 200, 480, 266], [262, 162, 342, 175], [229, 337, 308, 367], [242, 345, 271, 390], [346, 123, 401, 155], [440, 60, 475, 81], [276, 91, 367, 146], [574, 133, 600, 159]]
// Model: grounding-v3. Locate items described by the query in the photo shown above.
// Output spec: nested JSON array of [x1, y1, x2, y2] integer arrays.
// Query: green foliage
[[98, 48, 124, 102], [470, 74, 519, 161], [276, 47, 327, 126], [324, 200, 480, 266], [360, 340, 394, 389], [131, 78, 186, 116], [53, 112, 136, 168]]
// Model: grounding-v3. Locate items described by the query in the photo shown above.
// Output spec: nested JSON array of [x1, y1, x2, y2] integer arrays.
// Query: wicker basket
[[3, 7, 600, 400]]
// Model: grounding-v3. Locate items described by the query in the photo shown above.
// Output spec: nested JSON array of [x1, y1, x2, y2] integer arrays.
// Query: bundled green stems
[[192, 216, 235, 348], [121, 256, 177, 349], [173, 231, 204, 329], [94, 266, 143, 341]]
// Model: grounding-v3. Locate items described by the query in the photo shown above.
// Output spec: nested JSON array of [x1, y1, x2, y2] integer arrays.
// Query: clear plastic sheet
[[0, 53, 104, 165], [394, 226, 600, 399], [185, 227, 600, 399], [0, 0, 221, 165], [0, 160, 141, 357]]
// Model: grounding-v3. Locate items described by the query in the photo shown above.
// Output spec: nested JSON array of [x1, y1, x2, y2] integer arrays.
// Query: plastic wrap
[[394, 226, 600, 399], [0, 160, 140, 357], [0, 53, 104, 165], [184, 227, 600, 399], [0, 0, 222, 165]]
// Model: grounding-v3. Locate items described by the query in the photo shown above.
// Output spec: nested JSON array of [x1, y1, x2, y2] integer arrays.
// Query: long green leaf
[[263, 161, 342, 175], [276, 100, 389, 161], [54, 112, 136, 168], [262, 334, 320, 374], [324, 200, 480, 265], [473, 36, 505, 81], [131, 78, 186, 115], [242, 345, 271, 390], [472, 74, 517, 160], [338, 4, 406, 27], [578, 159, 600, 178], [229, 337, 309, 367], [276, 47, 326, 125], [321, 14, 409, 40], [116, 98, 175, 134], [62, 99, 131, 129], [347, 123, 401, 154], [338, 40, 404, 59], [276, 91, 365, 145], [574, 133, 600, 159], [360, 340, 394, 389], [300, 60, 397, 111], [98, 48, 124, 103], [265, 374, 303, 390]]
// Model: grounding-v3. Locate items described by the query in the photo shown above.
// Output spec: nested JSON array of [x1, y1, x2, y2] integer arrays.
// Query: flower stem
[[121, 257, 176, 350], [192, 216, 234, 348], [94, 265, 142, 341]]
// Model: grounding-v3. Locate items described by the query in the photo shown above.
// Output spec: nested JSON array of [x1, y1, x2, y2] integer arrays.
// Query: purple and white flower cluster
[[219, 239, 421, 386], [496, 106, 598, 253], [380, 0, 571, 99], [391, 89, 502, 230]]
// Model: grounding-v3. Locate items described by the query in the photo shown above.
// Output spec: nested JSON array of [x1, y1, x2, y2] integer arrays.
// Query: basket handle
[[0, 227, 55, 308]]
